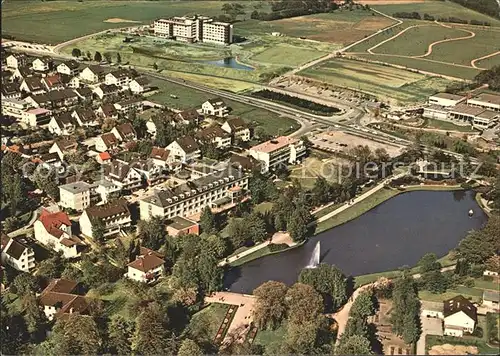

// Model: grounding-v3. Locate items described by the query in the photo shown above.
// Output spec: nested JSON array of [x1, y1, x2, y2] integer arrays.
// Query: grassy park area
[[185, 303, 229, 341], [298, 57, 452, 104], [147, 78, 300, 136]]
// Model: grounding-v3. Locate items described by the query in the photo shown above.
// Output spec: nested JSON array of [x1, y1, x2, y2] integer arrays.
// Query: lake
[[198, 57, 254, 71], [224, 190, 488, 294]]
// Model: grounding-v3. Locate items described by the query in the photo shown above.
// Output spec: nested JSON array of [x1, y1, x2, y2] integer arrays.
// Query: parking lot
[[310, 130, 403, 157]]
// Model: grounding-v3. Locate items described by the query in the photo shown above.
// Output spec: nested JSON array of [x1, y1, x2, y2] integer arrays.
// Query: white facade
[[428, 93, 466, 107], [201, 99, 229, 117], [467, 93, 500, 112], [33, 213, 82, 259], [1, 99, 29, 118], [248, 136, 306, 173], [79, 66, 104, 83], [79, 200, 131, 239], [166, 140, 201, 163], [32, 58, 50, 72], [21, 108, 52, 127], [221, 120, 251, 142], [444, 311, 475, 337], [59, 182, 94, 211], [57, 62, 80, 76], [1, 237, 35, 273]]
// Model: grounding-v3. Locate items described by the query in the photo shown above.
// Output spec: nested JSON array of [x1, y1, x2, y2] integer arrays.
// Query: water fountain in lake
[[306, 241, 321, 268]]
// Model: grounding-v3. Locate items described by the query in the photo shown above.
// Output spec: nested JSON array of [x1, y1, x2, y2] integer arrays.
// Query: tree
[[71, 48, 81, 57], [33, 166, 59, 199], [282, 320, 320, 355], [485, 255, 500, 274], [134, 302, 175, 355], [196, 252, 223, 293], [13, 273, 38, 295], [50, 314, 102, 355], [92, 217, 106, 244], [253, 281, 288, 330], [422, 270, 447, 294], [86, 50, 91, 59], [343, 316, 369, 339], [288, 206, 311, 242], [286, 283, 324, 325], [457, 216, 499, 264], [272, 194, 293, 231], [107, 316, 134, 355], [200, 206, 216, 234], [390, 274, 421, 344], [350, 290, 376, 319], [103, 52, 112, 63], [336, 334, 373, 355], [417, 253, 441, 273], [312, 177, 332, 206], [226, 218, 248, 249], [1, 300, 28, 355], [299, 263, 348, 311], [138, 216, 166, 251], [37, 254, 65, 279], [178, 338, 203, 356], [22, 292, 47, 338], [116, 52, 122, 64], [94, 51, 102, 62], [245, 211, 268, 243]]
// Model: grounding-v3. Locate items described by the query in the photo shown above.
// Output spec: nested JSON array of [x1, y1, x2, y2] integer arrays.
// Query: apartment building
[[2, 98, 29, 118], [79, 199, 132, 239], [248, 136, 306, 173], [153, 15, 233, 44], [59, 181, 97, 211], [467, 93, 500, 112], [140, 167, 249, 221]]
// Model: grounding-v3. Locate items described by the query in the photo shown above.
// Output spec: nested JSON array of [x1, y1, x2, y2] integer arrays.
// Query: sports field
[[298, 58, 452, 104]]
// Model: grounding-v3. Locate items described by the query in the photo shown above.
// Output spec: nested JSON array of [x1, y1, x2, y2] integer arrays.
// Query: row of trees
[[474, 65, 500, 91], [252, 90, 341, 115], [71, 48, 122, 64], [392, 11, 491, 26], [251, 0, 337, 21]]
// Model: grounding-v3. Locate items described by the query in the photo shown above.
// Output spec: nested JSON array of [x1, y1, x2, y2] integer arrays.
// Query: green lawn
[[423, 118, 477, 132], [148, 77, 300, 136], [476, 52, 500, 69], [253, 321, 287, 349], [418, 286, 484, 303], [1, 0, 250, 44], [185, 303, 229, 342], [372, 25, 467, 57], [251, 44, 327, 67], [96, 281, 142, 321], [254, 202, 274, 214]]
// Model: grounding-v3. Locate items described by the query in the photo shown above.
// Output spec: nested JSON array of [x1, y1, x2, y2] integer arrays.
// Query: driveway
[[416, 316, 443, 355]]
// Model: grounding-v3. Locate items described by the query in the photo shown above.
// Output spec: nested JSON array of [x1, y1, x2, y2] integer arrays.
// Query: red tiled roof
[[39, 209, 71, 238], [99, 152, 111, 160]]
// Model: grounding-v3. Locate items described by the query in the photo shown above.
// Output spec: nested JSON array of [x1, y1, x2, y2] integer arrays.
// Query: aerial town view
[[1, 0, 500, 354]]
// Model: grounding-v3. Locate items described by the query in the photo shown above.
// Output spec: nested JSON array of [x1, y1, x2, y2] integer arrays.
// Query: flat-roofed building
[[140, 167, 248, 221], [428, 93, 466, 107], [59, 181, 97, 211], [422, 104, 449, 121], [467, 93, 500, 112], [166, 216, 199, 236], [248, 136, 306, 173], [448, 104, 499, 129]]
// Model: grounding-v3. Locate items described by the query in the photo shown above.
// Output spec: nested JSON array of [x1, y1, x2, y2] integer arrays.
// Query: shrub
[[268, 243, 289, 253]]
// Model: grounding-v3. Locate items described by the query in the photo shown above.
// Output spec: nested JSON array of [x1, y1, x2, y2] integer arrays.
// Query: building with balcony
[[59, 181, 98, 212], [1, 234, 35, 273], [126, 247, 165, 283], [79, 199, 132, 239], [248, 136, 306, 173]]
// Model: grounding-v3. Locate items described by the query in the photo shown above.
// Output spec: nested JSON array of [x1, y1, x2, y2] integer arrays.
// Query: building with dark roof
[[39, 278, 89, 321], [443, 295, 477, 337], [79, 199, 132, 238], [166, 135, 201, 163], [0, 234, 35, 272], [195, 125, 231, 148]]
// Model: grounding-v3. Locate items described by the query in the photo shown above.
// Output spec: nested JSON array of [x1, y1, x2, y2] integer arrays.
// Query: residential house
[[221, 116, 250, 142], [95, 132, 119, 153], [74, 87, 93, 102], [114, 98, 143, 113], [96, 152, 112, 165], [34, 209, 85, 258], [20, 76, 46, 95], [111, 122, 137, 142], [26, 89, 79, 109], [129, 76, 151, 94], [103, 160, 143, 190], [482, 290, 499, 311], [105, 68, 133, 88], [2, 98, 29, 118], [38, 152, 64, 174], [166, 136, 201, 163], [48, 113, 77, 136], [96, 103, 118, 119], [42, 74, 65, 91], [229, 153, 261, 172], [248, 136, 306, 173], [32, 57, 53, 72], [0, 234, 35, 273], [149, 147, 173, 168], [195, 125, 231, 148], [6, 54, 29, 69], [11, 65, 33, 82], [71, 108, 99, 127], [126, 247, 165, 283], [1, 82, 21, 99], [79, 199, 132, 238], [39, 279, 89, 321], [21, 108, 52, 127], [166, 217, 199, 237], [57, 60, 80, 76], [59, 74, 80, 89], [443, 295, 477, 337], [49, 138, 78, 160], [146, 112, 173, 136], [201, 98, 229, 117], [140, 167, 249, 221], [59, 181, 97, 211], [174, 108, 203, 126], [130, 159, 165, 185], [79, 65, 107, 84], [93, 83, 121, 100]]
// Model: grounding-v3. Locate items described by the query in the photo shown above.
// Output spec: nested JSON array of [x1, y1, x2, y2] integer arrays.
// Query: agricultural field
[[298, 58, 452, 104], [250, 44, 328, 67], [147, 78, 300, 136], [371, 0, 500, 26], [476, 53, 500, 69], [237, 8, 395, 45]]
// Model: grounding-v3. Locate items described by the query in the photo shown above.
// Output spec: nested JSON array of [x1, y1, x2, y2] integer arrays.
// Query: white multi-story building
[[1, 98, 29, 119], [467, 93, 500, 112], [153, 15, 233, 44], [79, 199, 131, 239], [1, 235, 36, 273], [428, 93, 466, 107], [140, 167, 248, 221], [166, 136, 201, 163], [59, 181, 96, 211], [248, 136, 306, 173]]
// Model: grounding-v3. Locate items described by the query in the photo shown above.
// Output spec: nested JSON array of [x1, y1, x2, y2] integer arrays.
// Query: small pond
[[224, 190, 488, 294], [197, 57, 254, 71]]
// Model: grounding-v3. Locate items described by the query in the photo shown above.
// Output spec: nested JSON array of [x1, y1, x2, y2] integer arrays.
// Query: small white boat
[[468, 209, 474, 217]]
